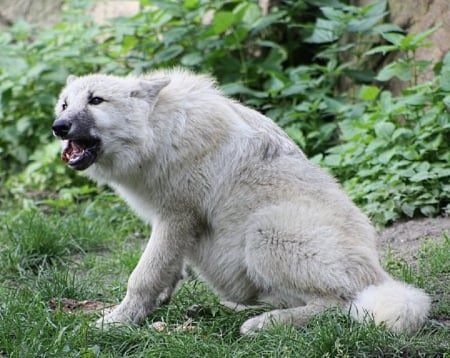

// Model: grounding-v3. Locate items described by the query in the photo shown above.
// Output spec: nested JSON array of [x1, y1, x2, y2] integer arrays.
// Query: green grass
[[1, 197, 449, 357]]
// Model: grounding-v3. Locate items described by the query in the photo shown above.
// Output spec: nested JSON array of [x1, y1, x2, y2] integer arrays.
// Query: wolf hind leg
[[221, 301, 268, 312], [240, 203, 384, 334], [240, 297, 341, 335]]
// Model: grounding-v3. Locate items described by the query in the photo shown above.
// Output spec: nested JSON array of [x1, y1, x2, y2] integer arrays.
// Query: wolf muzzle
[[52, 117, 100, 171], [52, 119, 72, 138]]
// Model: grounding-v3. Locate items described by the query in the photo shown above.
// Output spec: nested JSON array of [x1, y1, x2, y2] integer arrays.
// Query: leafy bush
[[0, 0, 383, 182], [0, 1, 107, 192], [322, 80, 450, 223], [319, 30, 450, 223], [0, 0, 449, 224]]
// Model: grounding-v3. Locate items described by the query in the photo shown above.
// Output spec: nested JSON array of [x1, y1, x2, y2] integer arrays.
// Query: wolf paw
[[95, 309, 134, 329], [240, 313, 271, 335], [95, 301, 148, 329]]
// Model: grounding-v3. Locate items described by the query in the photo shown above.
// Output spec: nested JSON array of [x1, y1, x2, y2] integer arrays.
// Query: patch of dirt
[[379, 216, 450, 327], [378, 216, 450, 259]]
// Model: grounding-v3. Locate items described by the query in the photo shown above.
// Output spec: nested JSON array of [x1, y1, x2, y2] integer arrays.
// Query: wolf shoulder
[[141, 69, 338, 192], [148, 69, 302, 162]]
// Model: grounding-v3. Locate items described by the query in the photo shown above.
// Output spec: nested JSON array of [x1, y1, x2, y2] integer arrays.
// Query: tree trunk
[[353, 0, 450, 93], [0, 0, 64, 28], [388, 0, 450, 91]]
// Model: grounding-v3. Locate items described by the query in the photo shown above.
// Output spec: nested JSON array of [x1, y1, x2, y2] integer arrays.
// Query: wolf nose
[[52, 119, 72, 137]]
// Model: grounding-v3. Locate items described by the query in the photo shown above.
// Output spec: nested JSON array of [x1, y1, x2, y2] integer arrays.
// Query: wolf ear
[[66, 75, 78, 84], [131, 77, 171, 100]]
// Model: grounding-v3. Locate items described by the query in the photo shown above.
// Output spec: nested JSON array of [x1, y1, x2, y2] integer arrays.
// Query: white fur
[[56, 68, 430, 334], [349, 279, 430, 334]]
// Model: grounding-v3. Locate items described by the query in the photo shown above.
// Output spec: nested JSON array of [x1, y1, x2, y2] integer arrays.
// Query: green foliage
[[321, 51, 450, 224], [367, 26, 438, 84], [0, 1, 106, 192], [0, 0, 449, 224]]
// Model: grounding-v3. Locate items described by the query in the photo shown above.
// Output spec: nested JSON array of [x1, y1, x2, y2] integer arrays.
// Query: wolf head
[[52, 74, 170, 171]]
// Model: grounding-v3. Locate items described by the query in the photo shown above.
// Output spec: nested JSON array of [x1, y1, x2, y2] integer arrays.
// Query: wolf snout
[[52, 119, 72, 138]]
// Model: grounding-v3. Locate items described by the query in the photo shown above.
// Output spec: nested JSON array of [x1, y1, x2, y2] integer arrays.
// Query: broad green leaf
[[416, 161, 431, 173], [376, 60, 411, 81], [224, 27, 248, 46], [149, 9, 173, 28], [261, 47, 287, 71], [432, 167, 450, 178], [366, 138, 386, 153], [443, 51, 450, 66], [233, 2, 261, 28], [16, 117, 31, 133], [306, 18, 341, 43], [401, 202, 416, 217], [347, 12, 386, 33], [221, 82, 268, 98], [280, 83, 308, 97], [371, 23, 403, 35], [439, 69, 450, 91], [420, 205, 437, 216], [378, 148, 396, 164], [323, 97, 346, 113], [380, 32, 404, 46], [321, 7, 345, 21], [155, 45, 184, 62], [408, 25, 439, 47], [402, 92, 428, 106], [119, 36, 139, 55], [250, 11, 286, 34], [363, 1, 387, 17], [344, 69, 376, 83], [323, 154, 341, 167], [443, 95, 450, 107], [183, 0, 199, 10], [212, 11, 235, 35], [285, 126, 306, 148], [374, 122, 395, 140], [265, 76, 285, 93], [401, 150, 419, 160], [365, 45, 397, 56], [359, 85, 380, 101], [392, 128, 413, 140], [181, 52, 203, 66], [409, 172, 433, 182]]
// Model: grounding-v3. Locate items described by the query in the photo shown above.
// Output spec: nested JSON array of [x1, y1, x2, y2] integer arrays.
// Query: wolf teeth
[[69, 151, 84, 163]]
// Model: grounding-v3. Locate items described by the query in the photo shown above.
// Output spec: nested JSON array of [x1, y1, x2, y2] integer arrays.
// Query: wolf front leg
[[96, 220, 189, 328]]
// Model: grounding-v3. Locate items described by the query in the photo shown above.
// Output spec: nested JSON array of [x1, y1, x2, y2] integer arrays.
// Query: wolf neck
[[83, 99, 240, 223]]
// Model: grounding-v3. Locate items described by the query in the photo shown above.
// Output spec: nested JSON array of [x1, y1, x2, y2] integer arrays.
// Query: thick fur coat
[[52, 69, 430, 334]]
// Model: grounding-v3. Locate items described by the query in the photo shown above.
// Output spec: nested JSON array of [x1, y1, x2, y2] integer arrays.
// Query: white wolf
[[52, 69, 430, 335]]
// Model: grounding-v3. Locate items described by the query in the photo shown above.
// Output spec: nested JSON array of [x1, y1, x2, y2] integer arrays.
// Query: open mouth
[[61, 139, 100, 171]]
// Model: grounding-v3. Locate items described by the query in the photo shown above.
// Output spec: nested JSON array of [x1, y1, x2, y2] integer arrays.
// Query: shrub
[[0, 0, 449, 224], [320, 31, 450, 224]]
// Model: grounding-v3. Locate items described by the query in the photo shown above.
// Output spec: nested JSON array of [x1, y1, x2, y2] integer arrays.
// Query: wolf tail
[[348, 279, 431, 334]]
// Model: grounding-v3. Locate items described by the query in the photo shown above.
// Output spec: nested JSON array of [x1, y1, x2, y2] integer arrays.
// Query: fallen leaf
[[48, 298, 117, 314], [152, 321, 167, 332], [176, 318, 195, 332]]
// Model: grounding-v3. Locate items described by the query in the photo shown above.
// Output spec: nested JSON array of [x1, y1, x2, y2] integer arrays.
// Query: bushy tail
[[349, 279, 431, 335]]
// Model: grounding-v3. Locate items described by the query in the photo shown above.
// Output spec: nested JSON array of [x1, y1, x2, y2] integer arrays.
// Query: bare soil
[[378, 216, 450, 259], [379, 216, 450, 327]]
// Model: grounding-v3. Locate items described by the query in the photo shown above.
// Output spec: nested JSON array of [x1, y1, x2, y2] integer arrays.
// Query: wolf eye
[[62, 101, 68, 111], [89, 97, 105, 105]]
